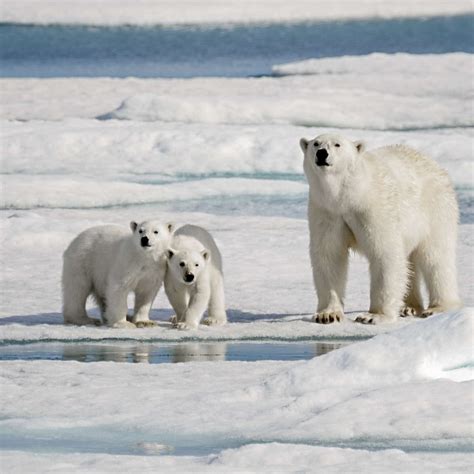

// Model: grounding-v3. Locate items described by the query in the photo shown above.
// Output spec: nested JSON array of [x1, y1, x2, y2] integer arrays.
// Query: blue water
[[1, 15, 473, 77], [2, 427, 471, 457], [0, 341, 346, 364]]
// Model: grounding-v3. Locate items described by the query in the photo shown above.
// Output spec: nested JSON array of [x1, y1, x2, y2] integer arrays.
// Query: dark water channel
[[1, 15, 472, 77], [0, 340, 347, 364]]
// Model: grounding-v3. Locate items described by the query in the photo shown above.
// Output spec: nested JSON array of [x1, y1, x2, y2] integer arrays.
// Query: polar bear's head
[[166, 243, 210, 285], [130, 220, 174, 257], [300, 134, 365, 175]]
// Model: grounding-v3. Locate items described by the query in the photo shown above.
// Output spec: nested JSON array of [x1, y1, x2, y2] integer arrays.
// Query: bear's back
[[369, 145, 450, 182], [63, 225, 130, 285], [173, 224, 223, 271]]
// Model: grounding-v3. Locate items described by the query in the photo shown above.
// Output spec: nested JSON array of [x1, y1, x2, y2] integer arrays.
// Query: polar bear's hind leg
[[400, 255, 424, 316], [415, 237, 461, 318], [62, 268, 98, 326], [203, 272, 227, 326]]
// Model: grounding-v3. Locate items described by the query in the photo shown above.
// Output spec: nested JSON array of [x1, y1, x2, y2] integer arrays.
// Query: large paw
[[110, 320, 136, 329], [65, 317, 101, 326], [135, 320, 157, 328], [169, 315, 178, 325], [174, 322, 197, 330], [355, 313, 395, 324], [400, 306, 423, 317], [313, 311, 343, 324], [419, 306, 443, 318], [83, 317, 102, 326], [202, 317, 226, 326]]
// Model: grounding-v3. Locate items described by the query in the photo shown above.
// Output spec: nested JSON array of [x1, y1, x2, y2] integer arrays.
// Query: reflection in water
[[61, 342, 228, 364], [0, 341, 348, 364], [171, 343, 227, 363], [314, 342, 345, 357]]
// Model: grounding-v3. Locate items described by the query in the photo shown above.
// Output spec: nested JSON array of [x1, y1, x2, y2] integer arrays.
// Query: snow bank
[[273, 51, 472, 76], [2, 127, 473, 209], [1, 310, 473, 472], [94, 53, 471, 130], [267, 308, 474, 398], [2, 121, 473, 189], [100, 90, 471, 130], [0, 175, 307, 210], [2, 52, 472, 130], [1, 0, 471, 26], [1, 445, 473, 473]]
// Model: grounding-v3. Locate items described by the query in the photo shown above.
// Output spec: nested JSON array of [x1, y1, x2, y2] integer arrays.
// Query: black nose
[[316, 148, 328, 159], [184, 273, 194, 283], [316, 148, 329, 166], [141, 236, 150, 247]]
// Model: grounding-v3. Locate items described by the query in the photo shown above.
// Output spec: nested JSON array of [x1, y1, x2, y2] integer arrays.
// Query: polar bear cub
[[62, 220, 173, 328], [300, 133, 461, 324], [165, 224, 227, 330]]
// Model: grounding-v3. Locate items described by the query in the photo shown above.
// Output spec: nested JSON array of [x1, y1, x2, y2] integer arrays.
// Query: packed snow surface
[[1, 310, 473, 472]]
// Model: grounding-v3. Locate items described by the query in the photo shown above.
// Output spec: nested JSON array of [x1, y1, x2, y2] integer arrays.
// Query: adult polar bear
[[300, 133, 461, 324], [62, 220, 173, 328]]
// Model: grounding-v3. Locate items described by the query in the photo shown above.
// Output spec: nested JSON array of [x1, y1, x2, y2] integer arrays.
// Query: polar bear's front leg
[[309, 214, 349, 324], [178, 285, 211, 330], [132, 287, 159, 328], [165, 281, 189, 326], [104, 285, 135, 328]]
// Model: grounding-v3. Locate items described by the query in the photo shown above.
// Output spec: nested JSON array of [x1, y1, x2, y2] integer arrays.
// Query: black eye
[[195, 263, 199, 267], [179, 262, 185, 267], [138, 229, 143, 234], [154, 230, 158, 234], [313, 141, 320, 147], [335, 143, 340, 147]]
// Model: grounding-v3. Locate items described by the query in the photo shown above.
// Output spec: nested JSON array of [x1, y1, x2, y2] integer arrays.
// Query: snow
[[1, 447, 473, 473], [1, 176, 308, 209], [1, 209, 473, 342], [273, 51, 473, 76], [3, 53, 472, 131], [1, 0, 471, 26], [1, 310, 473, 472], [1, 23, 473, 471]]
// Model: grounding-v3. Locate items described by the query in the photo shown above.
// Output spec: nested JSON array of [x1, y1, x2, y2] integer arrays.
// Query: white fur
[[300, 133, 461, 325], [165, 224, 227, 330], [62, 220, 173, 328]]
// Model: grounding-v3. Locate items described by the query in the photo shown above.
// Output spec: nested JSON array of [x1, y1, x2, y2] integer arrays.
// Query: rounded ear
[[354, 141, 365, 153], [201, 249, 210, 261], [130, 221, 138, 232], [167, 222, 175, 233], [299, 138, 309, 153], [167, 249, 176, 259]]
